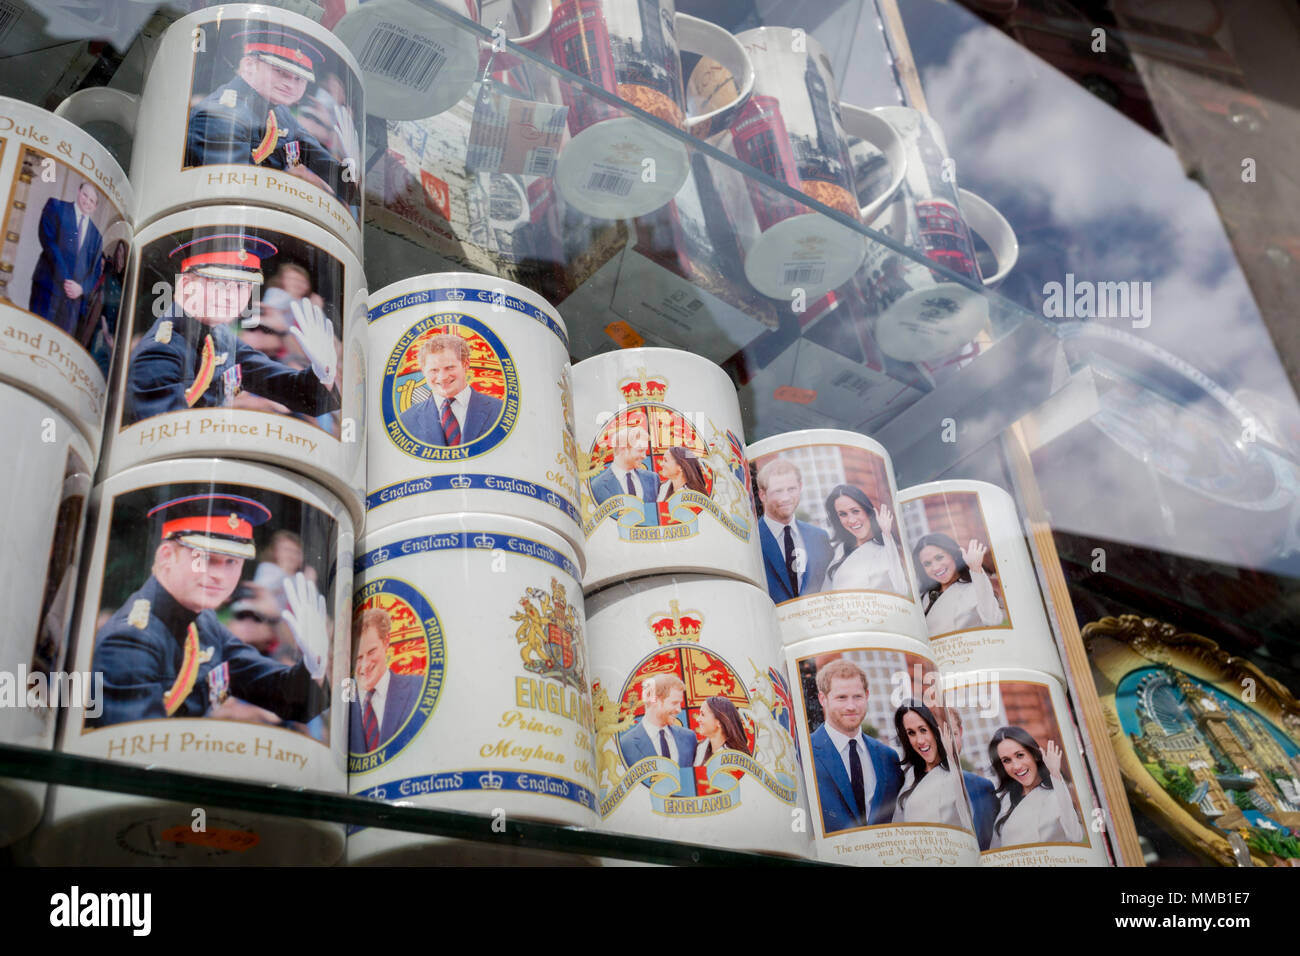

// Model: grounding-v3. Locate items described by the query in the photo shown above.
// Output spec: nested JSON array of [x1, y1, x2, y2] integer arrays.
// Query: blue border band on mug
[[348, 577, 446, 773], [349, 769, 597, 832], [368, 286, 569, 351], [356, 531, 581, 582], [366, 473, 580, 524]]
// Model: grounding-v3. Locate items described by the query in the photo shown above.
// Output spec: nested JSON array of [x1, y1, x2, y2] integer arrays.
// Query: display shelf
[[0, 743, 820, 866]]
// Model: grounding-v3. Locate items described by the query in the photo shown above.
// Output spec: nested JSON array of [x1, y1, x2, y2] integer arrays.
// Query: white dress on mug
[[827, 539, 908, 594], [923, 574, 1003, 634], [896, 764, 973, 828], [991, 775, 1084, 848]]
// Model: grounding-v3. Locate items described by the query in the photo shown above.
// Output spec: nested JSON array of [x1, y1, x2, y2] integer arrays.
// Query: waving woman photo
[[823, 483, 908, 595], [988, 726, 1084, 848], [893, 700, 974, 829], [911, 532, 1005, 635]]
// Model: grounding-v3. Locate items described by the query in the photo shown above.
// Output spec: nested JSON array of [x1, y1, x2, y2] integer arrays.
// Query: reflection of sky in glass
[[871, 0, 1300, 574]]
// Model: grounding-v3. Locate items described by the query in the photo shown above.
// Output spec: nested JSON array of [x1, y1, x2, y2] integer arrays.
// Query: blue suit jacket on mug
[[811, 723, 903, 833], [590, 463, 660, 527], [964, 771, 998, 851], [30, 197, 103, 333], [400, 388, 503, 446], [349, 669, 423, 754], [759, 518, 832, 603], [618, 719, 697, 797]]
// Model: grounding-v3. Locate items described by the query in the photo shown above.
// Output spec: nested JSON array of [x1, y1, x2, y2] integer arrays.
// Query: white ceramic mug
[[328, 0, 552, 120], [898, 479, 1065, 680], [365, 272, 580, 554], [0, 386, 93, 848], [0, 96, 134, 447], [32, 456, 354, 866], [785, 631, 980, 865], [101, 204, 367, 521], [858, 107, 1019, 364], [584, 573, 810, 858], [943, 667, 1108, 866], [548, 0, 754, 220], [748, 428, 927, 646], [347, 512, 599, 864], [572, 346, 762, 594], [56, 4, 366, 252], [686, 28, 908, 300]]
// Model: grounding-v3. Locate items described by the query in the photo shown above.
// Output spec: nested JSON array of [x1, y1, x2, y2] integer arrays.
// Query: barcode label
[[358, 24, 446, 90], [0, 1, 20, 41], [525, 147, 556, 176], [587, 170, 634, 196], [783, 265, 825, 286], [831, 369, 876, 397]]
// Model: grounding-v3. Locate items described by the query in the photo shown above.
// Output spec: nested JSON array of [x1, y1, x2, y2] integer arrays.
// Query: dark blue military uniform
[[88, 575, 329, 728], [124, 304, 338, 426], [185, 75, 359, 216]]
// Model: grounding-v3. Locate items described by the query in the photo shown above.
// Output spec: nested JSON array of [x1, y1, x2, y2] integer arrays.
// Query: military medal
[[284, 140, 301, 168], [221, 362, 242, 406], [207, 661, 231, 707]]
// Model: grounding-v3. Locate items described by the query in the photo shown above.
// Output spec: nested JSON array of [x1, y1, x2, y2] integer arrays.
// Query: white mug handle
[[838, 103, 907, 223], [676, 14, 754, 138], [55, 88, 140, 139], [957, 188, 1019, 287]]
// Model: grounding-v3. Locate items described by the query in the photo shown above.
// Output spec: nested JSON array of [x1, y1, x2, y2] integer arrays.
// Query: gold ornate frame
[[1083, 614, 1300, 866]]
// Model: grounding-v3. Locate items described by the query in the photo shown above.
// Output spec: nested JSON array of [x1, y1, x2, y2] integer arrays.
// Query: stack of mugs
[[27, 4, 368, 865], [746, 428, 1107, 867], [572, 346, 810, 859], [349, 270, 598, 865]]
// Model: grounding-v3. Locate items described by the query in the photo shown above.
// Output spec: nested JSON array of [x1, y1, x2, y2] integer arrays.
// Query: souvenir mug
[[898, 479, 1065, 680], [347, 512, 598, 864], [548, 0, 755, 220], [748, 428, 927, 646], [785, 630, 980, 865], [943, 667, 1108, 866], [328, 0, 553, 120], [584, 573, 810, 858], [32, 457, 354, 865], [686, 27, 909, 300], [856, 107, 1019, 364], [0, 96, 134, 445], [0, 386, 93, 847], [366, 272, 580, 553], [101, 204, 367, 520], [572, 346, 762, 594], [55, 4, 366, 252]]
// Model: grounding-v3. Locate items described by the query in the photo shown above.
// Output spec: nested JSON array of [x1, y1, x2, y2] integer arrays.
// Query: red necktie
[[362, 690, 379, 751], [441, 398, 461, 445]]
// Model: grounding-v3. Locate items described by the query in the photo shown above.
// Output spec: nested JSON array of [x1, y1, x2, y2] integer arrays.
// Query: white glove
[[282, 572, 329, 681], [333, 103, 361, 180], [288, 297, 338, 389]]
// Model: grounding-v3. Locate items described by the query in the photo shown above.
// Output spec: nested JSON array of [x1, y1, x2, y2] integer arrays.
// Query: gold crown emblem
[[618, 368, 667, 401], [227, 513, 241, 530], [648, 600, 702, 645], [238, 250, 248, 262]]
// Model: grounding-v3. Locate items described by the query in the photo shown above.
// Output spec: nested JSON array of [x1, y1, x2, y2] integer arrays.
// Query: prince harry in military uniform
[[124, 234, 340, 426], [88, 494, 332, 728], [185, 27, 360, 216]]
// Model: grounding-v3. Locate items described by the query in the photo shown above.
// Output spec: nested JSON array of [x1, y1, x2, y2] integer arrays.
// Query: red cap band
[[162, 515, 253, 542], [181, 250, 261, 274], [245, 42, 313, 70]]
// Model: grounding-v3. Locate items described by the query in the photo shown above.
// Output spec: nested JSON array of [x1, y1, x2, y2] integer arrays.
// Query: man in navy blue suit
[[949, 707, 997, 850], [29, 183, 104, 337], [588, 423, 660, 526], [810, 659, 903, 833], [400, 332, 503, 447], [756, 457, 831, 603], [349, 607, 423, 754], [618, 673, 697, 797]]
